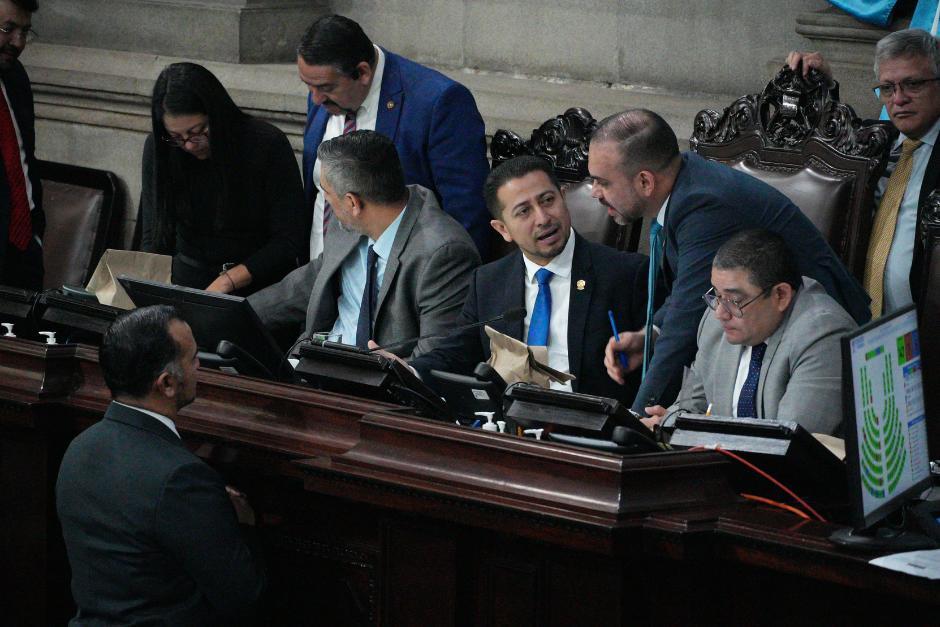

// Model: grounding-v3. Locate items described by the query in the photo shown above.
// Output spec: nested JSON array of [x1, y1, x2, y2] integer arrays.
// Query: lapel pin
[[576, 279, 586, 291], [386, 100, 395, 110]]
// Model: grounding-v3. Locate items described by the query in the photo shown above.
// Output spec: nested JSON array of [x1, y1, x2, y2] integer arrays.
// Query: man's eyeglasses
[[162, 127, 210, 148], [702, 286, 771, 318], [872, 77, 940, 101], [0, 23, 38, 43]]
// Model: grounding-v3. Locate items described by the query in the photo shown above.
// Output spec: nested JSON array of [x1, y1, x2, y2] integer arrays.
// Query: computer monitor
[[840, 304, 933, 537], [119, 276, 288, 381]]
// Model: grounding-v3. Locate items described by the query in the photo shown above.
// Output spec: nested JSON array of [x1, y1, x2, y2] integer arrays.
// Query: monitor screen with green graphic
[[843, 305, 932, 530]]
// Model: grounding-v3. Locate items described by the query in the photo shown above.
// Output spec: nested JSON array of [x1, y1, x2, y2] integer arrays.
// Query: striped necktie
[[0, 86, 31, 251], [863, 138, 922, 317], [322, 112, 358, 234]]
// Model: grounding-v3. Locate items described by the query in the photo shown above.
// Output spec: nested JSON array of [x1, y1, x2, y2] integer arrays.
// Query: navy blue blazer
[[302, 49, 491, 256], [635, 152, 871, 413], [56, 402, 264, 626], [411, 232, 649, 404], [0, 59, 43, 279]]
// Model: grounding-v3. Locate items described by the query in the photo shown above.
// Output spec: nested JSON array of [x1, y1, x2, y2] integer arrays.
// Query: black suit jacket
[[411, 232, 649, 404], [635, 152, 871, 413], [0, 59, 44, 280], [55, 402, 264, 627]]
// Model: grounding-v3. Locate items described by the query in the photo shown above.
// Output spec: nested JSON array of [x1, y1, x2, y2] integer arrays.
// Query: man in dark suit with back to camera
[[588, 109, 871, 415], [0, 0, 43, 289], [788, 28, 940, 318], [296, 14, 491, 260], [249, 130, 480, 357], [409, 155, 649, 404], [56, 305, 265, 626]]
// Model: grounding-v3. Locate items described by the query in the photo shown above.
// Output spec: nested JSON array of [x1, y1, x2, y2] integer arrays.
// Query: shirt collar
[[896, 115, 940, 151], [112, 401, 181, 439], [369, 200, 407, 261], [656, 194, 671, 227], [357, 45, 386, 120], [522, 227, 577, 282]]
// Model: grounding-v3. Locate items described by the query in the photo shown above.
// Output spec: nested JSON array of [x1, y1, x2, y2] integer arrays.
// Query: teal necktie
[[643, 222, 663, 379]]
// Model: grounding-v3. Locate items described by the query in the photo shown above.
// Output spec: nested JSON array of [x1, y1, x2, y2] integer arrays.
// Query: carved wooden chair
[[691, 66, 892, 281], [916, 191, 940, 454], [490, 108, 640, 257]]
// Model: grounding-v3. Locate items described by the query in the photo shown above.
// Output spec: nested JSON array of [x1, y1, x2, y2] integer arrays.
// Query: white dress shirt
[[309, 45, 387, 258], [113, 401, 180, 439], [521, 229, 576, 391], [881, 116, 940, 314]]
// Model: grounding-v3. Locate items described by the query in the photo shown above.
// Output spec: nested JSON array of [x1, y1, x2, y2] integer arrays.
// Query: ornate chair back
[[691, 66, 891, 280], [917, 191, 940, 454]]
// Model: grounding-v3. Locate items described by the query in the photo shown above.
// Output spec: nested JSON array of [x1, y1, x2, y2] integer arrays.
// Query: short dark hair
[[713, 229, 802, 291], [99, 305, 184, 399], [317, 130, 407, 205], [297, 14, 376, 77], [591, 109, 679, 176], [10, 0, 38, 12], [484, 155, 562, 218]]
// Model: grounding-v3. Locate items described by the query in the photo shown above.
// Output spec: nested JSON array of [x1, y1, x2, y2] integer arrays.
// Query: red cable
[[740, 493, 810, 520], [691, 445, 829, 523]]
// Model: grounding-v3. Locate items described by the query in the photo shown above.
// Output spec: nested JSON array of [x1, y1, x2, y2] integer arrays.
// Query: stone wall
[[22, 0, 882, 249]]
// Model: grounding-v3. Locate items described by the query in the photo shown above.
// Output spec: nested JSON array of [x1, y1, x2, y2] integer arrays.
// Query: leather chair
[[691, 66, 892, 281], [490, 108, 640, 259], [916, 191, 940, 455], [38, 160, 122, 289]]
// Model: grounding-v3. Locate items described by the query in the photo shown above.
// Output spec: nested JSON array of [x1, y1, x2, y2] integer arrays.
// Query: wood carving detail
[[919, 190, 940, 248], [491, 107, 597, 183]]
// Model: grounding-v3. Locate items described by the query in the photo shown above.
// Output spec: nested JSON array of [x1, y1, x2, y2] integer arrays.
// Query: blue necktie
[[736, 342, 767, 418], [356, 245, 379, 349], [642, 221, 664, 378], [527, 268, 553, 346]]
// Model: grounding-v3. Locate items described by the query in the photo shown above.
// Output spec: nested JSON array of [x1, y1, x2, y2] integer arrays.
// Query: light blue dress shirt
[[329, 208, 406, 346], [882, 117, 940, 314]]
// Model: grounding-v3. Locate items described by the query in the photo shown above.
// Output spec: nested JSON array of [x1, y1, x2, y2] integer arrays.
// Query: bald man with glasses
[[645, 229, 857, 436]]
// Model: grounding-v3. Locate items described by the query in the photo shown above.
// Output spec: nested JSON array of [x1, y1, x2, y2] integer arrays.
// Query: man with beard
[[588, 109, 870, 415], [407, 155, 649, 403], [56, 305, 265, 626], [0, 0, 43, 289]]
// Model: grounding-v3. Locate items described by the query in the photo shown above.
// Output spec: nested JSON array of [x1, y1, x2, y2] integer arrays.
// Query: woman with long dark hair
[[139, 62, 303, 295]]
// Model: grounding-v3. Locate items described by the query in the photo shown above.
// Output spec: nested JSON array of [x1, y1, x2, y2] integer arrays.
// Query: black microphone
[[370, 307, 526, 353]]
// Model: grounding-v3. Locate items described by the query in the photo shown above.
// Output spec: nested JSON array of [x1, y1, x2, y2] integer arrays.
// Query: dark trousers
[[1, 236, 44, 290]]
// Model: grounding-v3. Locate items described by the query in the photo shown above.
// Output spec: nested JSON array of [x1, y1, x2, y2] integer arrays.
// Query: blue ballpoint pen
[[607, 310, 630, 371]]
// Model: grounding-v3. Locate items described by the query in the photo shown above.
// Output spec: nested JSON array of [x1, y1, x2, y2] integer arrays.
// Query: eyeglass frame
[[161, 125, 210, 148], [0, 22, 38, 43], [702, 285, 772, 319], [872, 77, 940, 101]]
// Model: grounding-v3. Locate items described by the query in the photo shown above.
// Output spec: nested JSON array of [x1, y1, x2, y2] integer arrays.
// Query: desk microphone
[[370, 307, 526, 353]]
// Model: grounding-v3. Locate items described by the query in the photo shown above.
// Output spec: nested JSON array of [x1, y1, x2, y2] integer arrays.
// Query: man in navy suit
[[56, 305, 264, 626], [296, 14, 490, 260], [0, 0, 43, 289], [408, 155, 649, 404], [589, 109, 870, 415]]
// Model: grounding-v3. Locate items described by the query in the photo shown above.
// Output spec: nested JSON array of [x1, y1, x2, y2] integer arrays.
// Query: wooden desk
[[1, 337, 938, 626]]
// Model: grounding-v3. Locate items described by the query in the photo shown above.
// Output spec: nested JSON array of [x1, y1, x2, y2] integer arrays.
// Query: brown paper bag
[[85, 249, 172, 310], [484, 325, 576, 388]]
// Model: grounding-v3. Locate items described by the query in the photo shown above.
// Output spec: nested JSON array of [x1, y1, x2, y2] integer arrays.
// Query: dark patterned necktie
[[356, 244, 378, 349], [0, 86, 31, 251], [736, 342, 767, 418]]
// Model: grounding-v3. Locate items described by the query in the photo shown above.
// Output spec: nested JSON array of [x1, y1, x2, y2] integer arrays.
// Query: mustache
[[0, 45, 20, 59]]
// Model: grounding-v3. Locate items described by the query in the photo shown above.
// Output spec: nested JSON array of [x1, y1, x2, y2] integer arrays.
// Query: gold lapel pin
[[386, 100, 395, 110], [576, 279, 586, 291]]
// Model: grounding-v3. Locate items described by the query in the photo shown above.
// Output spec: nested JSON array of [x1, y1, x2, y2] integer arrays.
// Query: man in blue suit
[[408, 155, 649, 404], [589, 109, 871, 415], [0, 0, 43, 290], [296, 14, 490, 260]]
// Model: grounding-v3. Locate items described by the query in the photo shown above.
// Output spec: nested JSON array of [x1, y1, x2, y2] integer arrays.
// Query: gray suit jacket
[[669, 277, 857, 434], [248, 184, 481, 357]]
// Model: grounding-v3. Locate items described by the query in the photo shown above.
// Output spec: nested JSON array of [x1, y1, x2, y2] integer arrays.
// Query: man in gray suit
[[248, 130, 480, 356], [646, 229, 857, 435]]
